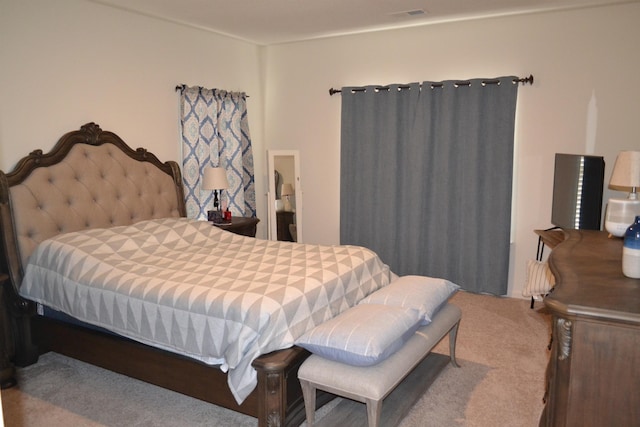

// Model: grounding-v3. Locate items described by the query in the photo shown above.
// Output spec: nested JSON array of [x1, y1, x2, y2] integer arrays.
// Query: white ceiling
[[88, 0, 635, 45]]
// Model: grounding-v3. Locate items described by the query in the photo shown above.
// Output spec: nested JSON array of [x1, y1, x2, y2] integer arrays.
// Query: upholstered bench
[[298, 302, 461, 427]]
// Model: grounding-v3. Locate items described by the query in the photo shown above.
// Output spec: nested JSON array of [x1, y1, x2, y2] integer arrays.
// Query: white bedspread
[[20, 218, 391, 403]]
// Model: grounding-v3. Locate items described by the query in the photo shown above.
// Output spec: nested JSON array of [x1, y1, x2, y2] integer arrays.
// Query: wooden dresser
[[540, 230, 640, 427]]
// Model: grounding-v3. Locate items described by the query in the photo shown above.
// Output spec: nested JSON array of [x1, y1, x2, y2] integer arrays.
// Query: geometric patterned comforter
[[20, 218, 391, 403]]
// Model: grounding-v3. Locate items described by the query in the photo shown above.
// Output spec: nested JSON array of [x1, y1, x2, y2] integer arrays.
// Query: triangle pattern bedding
[[20, 217, 392, 403]]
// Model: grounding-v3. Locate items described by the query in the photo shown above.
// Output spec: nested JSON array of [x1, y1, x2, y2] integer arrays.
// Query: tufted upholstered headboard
[[0, 123, 186, 294]]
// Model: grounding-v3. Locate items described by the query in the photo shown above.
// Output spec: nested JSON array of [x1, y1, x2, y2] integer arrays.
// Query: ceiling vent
[[390, 9, 427, 18]]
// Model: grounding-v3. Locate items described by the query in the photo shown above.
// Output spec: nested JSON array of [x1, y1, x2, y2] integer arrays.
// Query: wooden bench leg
[[365, 398, 382, 427], [300, 379, 316, 426], [449, 320, 461, 368]]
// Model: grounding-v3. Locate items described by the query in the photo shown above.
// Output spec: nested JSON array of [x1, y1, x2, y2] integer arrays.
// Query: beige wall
[[264, 3, 640, 297], [0, 0, 268, 234], [2, 0, 640, 297]]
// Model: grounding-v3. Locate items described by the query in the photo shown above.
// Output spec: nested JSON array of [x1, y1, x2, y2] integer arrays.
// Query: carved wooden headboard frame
[[0, 122, 187, 299]]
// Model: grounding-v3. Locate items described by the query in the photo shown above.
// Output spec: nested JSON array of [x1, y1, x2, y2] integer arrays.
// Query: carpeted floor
[[1, 291, 551, 426]]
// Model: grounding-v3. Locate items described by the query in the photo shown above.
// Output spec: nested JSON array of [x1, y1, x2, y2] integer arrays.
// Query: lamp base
[[605, 198, 640, 237], [207, 210, 226, 224], [283, 197, 292, 212]]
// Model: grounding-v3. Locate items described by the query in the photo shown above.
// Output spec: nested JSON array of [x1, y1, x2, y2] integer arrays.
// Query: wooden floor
[[315, 353, 451, 427]]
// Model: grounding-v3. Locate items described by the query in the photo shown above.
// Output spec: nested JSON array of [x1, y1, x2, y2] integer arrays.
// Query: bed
[[0, 123, 392, 426]]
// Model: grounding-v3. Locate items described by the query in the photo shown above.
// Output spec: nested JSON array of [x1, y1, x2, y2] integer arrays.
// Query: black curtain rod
[[175, 84, 250, 97], [328, 74, 534, 96]]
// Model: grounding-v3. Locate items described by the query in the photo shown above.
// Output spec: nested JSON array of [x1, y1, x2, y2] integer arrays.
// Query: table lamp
[[604, 151, 640, 237], [202, 166, 229, 223], [281, 183, 294, 212]]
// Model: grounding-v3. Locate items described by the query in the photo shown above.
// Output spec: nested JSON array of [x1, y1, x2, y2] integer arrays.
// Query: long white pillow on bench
[[295, 304, 421, 366], [359, 275, 460, 325]]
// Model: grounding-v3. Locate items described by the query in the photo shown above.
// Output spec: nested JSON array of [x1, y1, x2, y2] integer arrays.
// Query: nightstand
[[276, 211, 295, 241], [0, 273, 16, 389], [214, 216, 259, 237]]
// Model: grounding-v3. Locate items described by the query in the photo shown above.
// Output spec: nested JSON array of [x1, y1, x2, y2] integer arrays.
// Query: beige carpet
[[1, 291, 551, 426]]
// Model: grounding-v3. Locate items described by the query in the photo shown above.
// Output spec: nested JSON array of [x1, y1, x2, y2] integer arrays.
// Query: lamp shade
[[281, 183, 294, 197], [605, 151, 640, 237], [609, 151, 640, 189], [202, 167, 229, 190]]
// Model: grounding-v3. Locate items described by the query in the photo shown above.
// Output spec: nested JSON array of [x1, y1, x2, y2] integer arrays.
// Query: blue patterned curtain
[[180, 86, 256, 219]]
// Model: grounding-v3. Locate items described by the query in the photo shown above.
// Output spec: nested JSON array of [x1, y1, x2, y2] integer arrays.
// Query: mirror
[[267, 150, 303, 243]]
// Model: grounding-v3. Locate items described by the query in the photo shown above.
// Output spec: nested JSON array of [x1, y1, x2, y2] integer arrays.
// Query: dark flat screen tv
[[551, 153, 605, 230]]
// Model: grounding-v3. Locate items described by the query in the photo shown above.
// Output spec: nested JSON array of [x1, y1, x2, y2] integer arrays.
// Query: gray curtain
[[340, 77, 518, 295]]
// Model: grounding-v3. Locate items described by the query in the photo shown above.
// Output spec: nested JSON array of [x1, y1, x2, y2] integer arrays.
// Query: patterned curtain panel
[[180, 86, 256, 219]]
